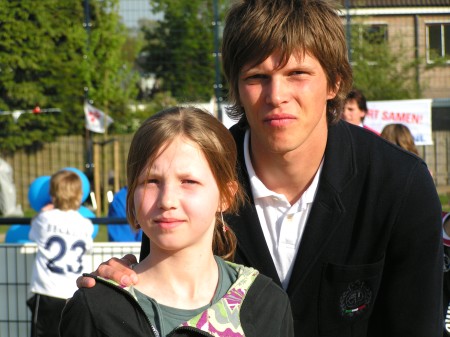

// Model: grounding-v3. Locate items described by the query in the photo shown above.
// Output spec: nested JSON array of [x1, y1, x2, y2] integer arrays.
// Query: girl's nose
[[157, 184, 177, 210]]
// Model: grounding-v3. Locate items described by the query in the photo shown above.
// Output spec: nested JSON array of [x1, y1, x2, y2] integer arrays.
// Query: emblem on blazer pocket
[[444, 252, 450, 272], [339, 280, 372, 317]]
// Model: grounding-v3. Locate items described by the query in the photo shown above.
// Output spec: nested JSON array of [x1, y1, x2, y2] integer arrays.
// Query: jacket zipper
[[95, 276, 160, 337], [168, 325, 214, 337]]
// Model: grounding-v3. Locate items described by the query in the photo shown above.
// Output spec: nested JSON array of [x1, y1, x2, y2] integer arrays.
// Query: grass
[[441, 194, 450, 213]]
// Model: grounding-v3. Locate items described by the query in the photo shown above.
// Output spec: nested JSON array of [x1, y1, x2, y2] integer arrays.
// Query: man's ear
[[328, 76, 341, 100], [219, 181, 238, 212]]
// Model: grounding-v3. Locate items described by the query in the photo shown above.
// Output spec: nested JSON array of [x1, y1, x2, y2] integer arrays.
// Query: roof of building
[[338, 0, 450, 7]]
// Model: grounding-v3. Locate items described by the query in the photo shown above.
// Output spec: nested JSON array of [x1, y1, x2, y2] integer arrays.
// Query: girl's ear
[[219, 181, 238, 212]]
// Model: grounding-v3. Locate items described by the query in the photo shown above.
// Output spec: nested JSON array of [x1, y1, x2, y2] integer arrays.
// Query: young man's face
[[238, 51, 337, 157], [342, 99, 366, 126]]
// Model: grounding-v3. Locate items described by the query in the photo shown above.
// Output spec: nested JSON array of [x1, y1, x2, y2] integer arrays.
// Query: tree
[[349, 23, 421, 101], [0, 0, 87, 153], [0, 0, 138, 153], [83, 0, 139, 134], [139, 0, 222, 102]]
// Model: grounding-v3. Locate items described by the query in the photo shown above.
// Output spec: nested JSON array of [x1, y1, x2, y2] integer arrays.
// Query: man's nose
[[265, 77, 288, 106]]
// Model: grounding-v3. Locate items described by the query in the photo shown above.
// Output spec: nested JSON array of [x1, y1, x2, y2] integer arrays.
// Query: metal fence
[[0, 241, 141, 337], [1, 134, 133, 216]]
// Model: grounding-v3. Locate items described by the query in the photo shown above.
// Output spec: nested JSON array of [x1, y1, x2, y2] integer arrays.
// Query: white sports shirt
[[29, 208, 94, 299]]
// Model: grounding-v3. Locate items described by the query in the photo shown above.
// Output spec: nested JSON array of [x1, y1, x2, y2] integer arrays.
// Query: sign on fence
[[365, 99, 433, 146]]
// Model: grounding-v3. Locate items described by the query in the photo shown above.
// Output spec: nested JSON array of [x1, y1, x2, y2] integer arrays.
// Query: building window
[[361, 24, 388, 45], [426, 23, 450, 64]]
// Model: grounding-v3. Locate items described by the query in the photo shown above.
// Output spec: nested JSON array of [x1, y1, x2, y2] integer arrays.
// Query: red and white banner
[[84, 102, 114, 133], [365, 99, 433, 145]]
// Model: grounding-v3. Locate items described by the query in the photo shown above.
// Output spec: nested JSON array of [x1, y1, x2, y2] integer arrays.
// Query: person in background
[[60, 107, 293, 337], [381, 123, 436, 179], [342, 88, 380, 135], [78, 0, 443, 335], [380, 123, 419, 155], [107, 186, 143, 242], [27, 169, 93, 337]]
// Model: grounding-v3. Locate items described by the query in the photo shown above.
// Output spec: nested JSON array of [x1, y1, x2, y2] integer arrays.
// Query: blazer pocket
[[318, 257, 385, 335]]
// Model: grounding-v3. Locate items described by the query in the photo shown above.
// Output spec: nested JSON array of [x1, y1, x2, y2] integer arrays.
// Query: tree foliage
[[139, 0, 223, 102], [349, 23, 421, 101], [0, 0, 138, 154], [84, 0, 139, 134]]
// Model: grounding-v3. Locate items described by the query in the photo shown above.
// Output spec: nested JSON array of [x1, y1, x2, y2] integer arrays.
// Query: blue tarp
[[107, 187, 142, 242]]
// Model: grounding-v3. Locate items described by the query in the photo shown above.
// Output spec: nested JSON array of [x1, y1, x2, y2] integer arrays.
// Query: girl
[[59, 106, 293, 337]]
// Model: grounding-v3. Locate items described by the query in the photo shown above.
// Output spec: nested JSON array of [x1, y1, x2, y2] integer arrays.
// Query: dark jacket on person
[[141, 120, 443, 337], [59, 262, 293, 337]]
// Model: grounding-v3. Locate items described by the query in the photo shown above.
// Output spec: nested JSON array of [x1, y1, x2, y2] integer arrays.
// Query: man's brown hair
[[222, 0, 353, 125]]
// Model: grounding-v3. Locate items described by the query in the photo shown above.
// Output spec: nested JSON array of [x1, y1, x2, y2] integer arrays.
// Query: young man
[[79, 0, 443, 335], [342, 88, 380, 134]]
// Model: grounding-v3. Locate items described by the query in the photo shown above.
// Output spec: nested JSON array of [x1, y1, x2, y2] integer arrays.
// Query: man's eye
[[246, 74, 265, 80]]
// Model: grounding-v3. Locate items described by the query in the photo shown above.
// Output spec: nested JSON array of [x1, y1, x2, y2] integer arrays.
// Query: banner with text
[[365, 99, 433, 146]]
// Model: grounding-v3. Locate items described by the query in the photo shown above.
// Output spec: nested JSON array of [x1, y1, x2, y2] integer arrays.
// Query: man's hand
[[76, 254, 138, 288]]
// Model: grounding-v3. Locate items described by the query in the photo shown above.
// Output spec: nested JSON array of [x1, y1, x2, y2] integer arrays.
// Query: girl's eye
[[145, 179, 158, 185], [182, 179, 197, 185]]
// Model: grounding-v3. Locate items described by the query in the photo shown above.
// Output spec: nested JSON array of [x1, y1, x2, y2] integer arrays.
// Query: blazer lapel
[[287, 121, 356, 295], [228, 122, 281, 285], [286, 180, 345, 295], [229, 205, 281, 284]]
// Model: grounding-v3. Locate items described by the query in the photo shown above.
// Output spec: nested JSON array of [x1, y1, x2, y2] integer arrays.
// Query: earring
[[221, 212, 227, 233]]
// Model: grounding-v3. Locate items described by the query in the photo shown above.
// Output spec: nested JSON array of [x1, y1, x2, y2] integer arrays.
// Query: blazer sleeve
[[371, 160, 443, 336]]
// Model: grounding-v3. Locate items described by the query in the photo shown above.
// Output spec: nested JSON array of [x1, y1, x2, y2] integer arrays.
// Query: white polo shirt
[[243, 130, 323, 290]]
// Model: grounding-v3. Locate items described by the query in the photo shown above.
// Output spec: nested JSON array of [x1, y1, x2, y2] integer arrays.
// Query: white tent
[[0, 158, 23, 216]]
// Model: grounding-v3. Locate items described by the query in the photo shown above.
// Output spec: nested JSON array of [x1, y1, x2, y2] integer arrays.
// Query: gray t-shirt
[[134, 256, 237, 337]]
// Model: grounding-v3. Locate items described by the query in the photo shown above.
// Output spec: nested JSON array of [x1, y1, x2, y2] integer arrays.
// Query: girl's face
[[134, 136, 220, 254]]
